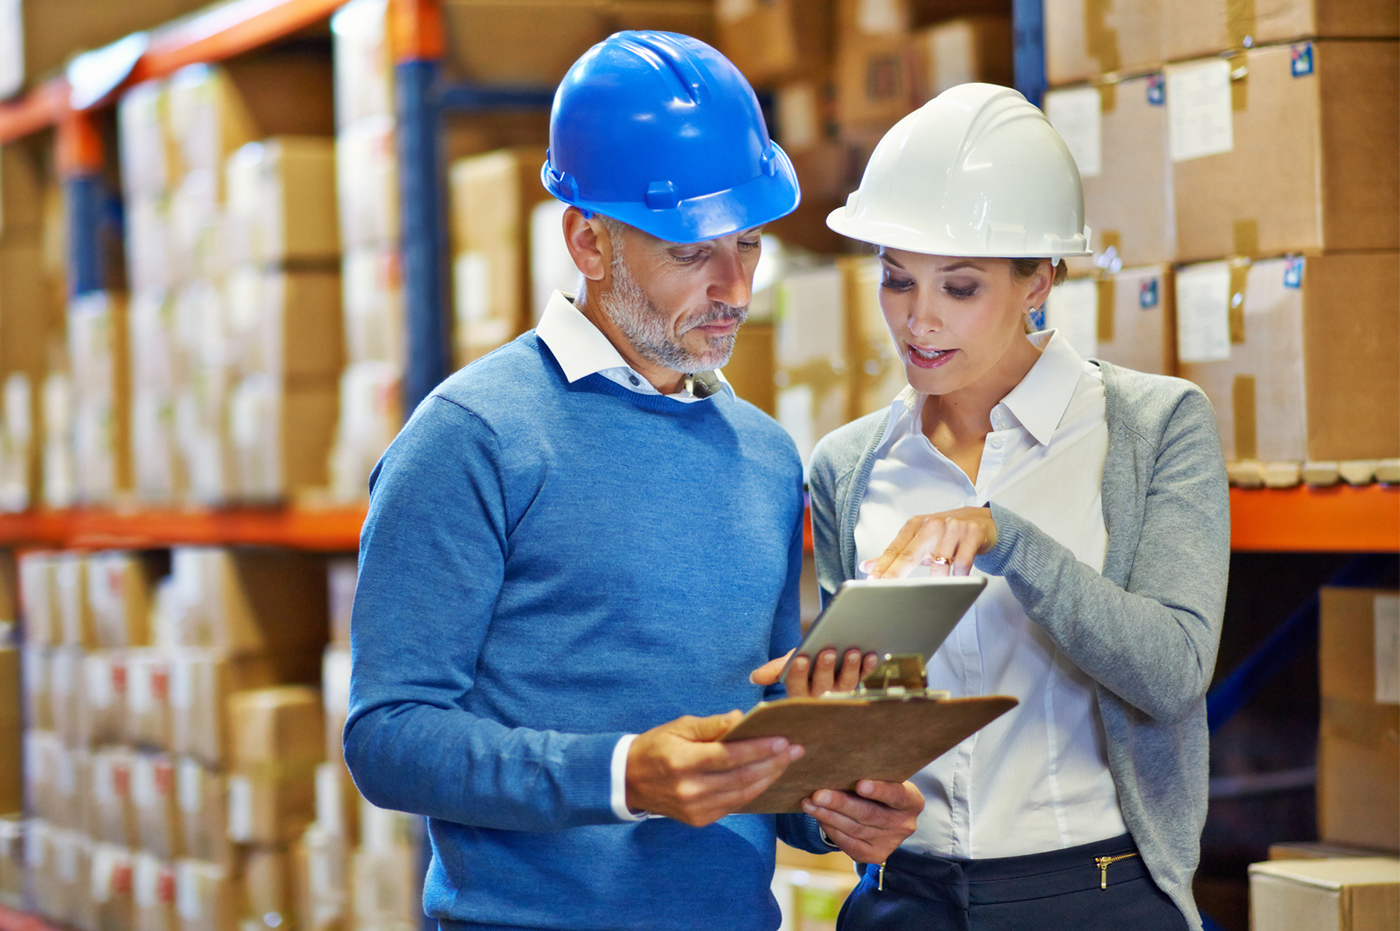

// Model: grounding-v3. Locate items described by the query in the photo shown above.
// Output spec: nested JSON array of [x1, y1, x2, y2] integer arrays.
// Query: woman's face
[[878, 249, 1050, 398]]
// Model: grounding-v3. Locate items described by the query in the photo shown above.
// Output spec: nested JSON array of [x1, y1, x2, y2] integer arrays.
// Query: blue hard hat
[[542, 31, 800, 245]]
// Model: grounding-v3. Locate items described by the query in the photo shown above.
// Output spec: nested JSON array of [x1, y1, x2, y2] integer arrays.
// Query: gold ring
[[931, 556, 949, 566]]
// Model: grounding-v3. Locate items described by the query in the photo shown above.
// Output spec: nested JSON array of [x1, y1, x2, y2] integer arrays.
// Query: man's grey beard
[[599, 249, 748, 375]]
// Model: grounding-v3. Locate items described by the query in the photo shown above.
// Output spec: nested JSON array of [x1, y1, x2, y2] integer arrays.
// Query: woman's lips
[[907, 345, 956, 369]]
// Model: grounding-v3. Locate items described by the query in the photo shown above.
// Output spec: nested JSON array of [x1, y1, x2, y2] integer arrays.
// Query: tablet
[[780, 576, 987, 679]]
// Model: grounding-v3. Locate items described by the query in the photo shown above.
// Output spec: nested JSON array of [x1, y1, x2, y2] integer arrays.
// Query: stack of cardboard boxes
[[1041, 0, 1399, 484], [118, 50, 339, 506], [15, 546, 332, 931]]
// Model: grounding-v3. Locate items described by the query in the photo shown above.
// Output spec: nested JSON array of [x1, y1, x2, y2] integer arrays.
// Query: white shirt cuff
[[611, 734, 647, 822]]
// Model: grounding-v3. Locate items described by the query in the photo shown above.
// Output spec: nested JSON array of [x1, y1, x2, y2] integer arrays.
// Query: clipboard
[[721, 657, 1017, 814]]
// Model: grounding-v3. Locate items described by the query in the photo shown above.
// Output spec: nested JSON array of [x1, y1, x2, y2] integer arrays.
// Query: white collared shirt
[[534, 290, 732, 820], [854, 330, 1129, 858], [534, 291, 733, 404]]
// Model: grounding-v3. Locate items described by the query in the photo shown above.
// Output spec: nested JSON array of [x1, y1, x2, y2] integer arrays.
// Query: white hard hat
[[826, 83, 1092, 260]]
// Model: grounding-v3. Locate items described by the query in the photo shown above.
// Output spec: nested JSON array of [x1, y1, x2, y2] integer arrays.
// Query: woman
[[767, 84, 1228, 931]]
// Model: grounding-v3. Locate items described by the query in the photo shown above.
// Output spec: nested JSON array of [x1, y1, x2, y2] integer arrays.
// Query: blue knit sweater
[[345, 333, 827, 931]]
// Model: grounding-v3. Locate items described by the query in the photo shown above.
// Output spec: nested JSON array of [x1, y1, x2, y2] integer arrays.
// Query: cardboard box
[[168, 650, 279, 766], [1046, 266, 1175, 375], [314, 760, 360, 845], [603, 1, 713, 43], [842, 256, 908, 420], [322, 646, 351, 769], [449, 146, 552, 365], [1045, 74, 1175, 274], [722, 322, 777, 417], [173, 859, 237, 931], [1249, 858, 1399, 931], [133, 852, 178, 931], [442, 0, 605, 86], [176, 761, 232, 868], [327, 559, 355, 649], [229, 376, 339, 503], [41, 368, 78, 509], [331, 0, 394, 130], [229, 686, 324, 768], [296, 824, 349, 931], [1272, 842, 1400, 862], [1165, 0, 1398, 64], [0, 814, 22, 906], [67, 291, 133, 503], [88, 551, 156, 649], [126, 648, 173, 751], [835, 33, 919, 137], [224, 137, 340, 267], [49, 644, 84, 746], [328, 360, 402, 503], [912, 15, 1012, 102], [775, 265, 849, 478], [1318, 588, 1399, 852], [91, 842, 136, 931], [91, 748, 139, 847], [227, 769, 317, 846], [0, 142, 42, 237], [0, 0, 212, 98], [80, 650, 130, 747], [41, 826, 94, 930], [1044, 0, 1164, 86], [133, 754, 182, 861], [226, 268, 344, 381], [21, 645, 51, 730], [1170, 41, 1399, 263], [335, 115, 399, 251], [717, 0, 833, 86], [18, 550, 57, 644], [0, 368, 38, 513], [0, 721, 17, 814], [342, 246, 405, 367], [241, 847, 296, 929], [1175, 253, 1399, 462], [119, 81, 176, 202]]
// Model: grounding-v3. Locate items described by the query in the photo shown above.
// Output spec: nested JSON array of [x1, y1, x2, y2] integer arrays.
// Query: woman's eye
[[945, 285, 977, 299], [880, 275, 913, 291]]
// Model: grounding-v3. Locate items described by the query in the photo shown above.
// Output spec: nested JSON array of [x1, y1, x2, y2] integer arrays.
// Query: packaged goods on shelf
[[1318, 588, 1400, 852], [842, 256, 910, 419], [717, 0, 833, 85], [0, 143, 44, 236], [1165, 0, 1398, 65], [81, 650, 130, 747], [168, 171, 223, 284], [224, 137, 340, 267], [313, 761, 358, 845], [68, 291, 133, 504], [1248, 857, 1400, 931], [604, 1, 714, 43], [167, 651, 279, 767], [55, 550, 97, 648], [352, 800, 424, 931], [296, 822, 349, 931], [0, 237, 48, 509], [322, 647, 351, 771], [176, 760, 232, 868], [332, 0, 394, 130], [241, 846, 295, 931], [0, 815, 20, 906], [528, 200, 579, 324], [722, 323, 777, 417], [1047, 266, 1175, 376], [41, 367, 76, 508], [1169, 41, 1399, 263], [132, 753, 181, 861], [229, 376, 340, 504], [449, 146, 552, 366], [0, 654, 16, 812], [91, 841, 136, 931], [911, 14, 1012, 101], [225, 268, 344, 382], [1043, 0, 1163, 87], [126, 199, 176, 294], [89, 551, 158, 650], [772, 78, 830, 155], [49, 645, 83, 746], [22, 731, 57, 821], [328, 360, 401, 503], [126, 649, 173, 751], [335, 115, 400, 252], [1175, 253, 1399, 464], [440, 0, 607, 87], [91, 747, 139, 848], [1045, 74, 1174, 275], [173, 858, 237, 931], [119, 82, 176, 204], [836, 0, 1013, 38], [158, 548, 329, 678], [226, 767, 317, 847], [834, 33, 919, 137], [0, 368, 38, 512], [26, 821, 96, 929], [774, 264, 849, 478], [342, 246, 405, 368], [133, 852, 177, 931], [18, 550, 57, 644], [229, 686, 324, 770], [0, 0, 211, 99]]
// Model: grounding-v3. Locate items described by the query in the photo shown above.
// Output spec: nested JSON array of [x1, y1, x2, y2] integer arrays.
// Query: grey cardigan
[[808, 361, 1230, 931]]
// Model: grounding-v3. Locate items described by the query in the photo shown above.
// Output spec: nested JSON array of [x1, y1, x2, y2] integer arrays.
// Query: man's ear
[[562, 207, 611, 282]]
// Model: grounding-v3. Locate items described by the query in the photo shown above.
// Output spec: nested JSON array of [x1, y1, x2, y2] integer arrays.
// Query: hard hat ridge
[[543, 30, 800, 245]]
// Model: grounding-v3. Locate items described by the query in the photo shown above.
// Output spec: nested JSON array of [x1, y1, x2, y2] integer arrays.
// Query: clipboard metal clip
[[850, 654, 948, 701]]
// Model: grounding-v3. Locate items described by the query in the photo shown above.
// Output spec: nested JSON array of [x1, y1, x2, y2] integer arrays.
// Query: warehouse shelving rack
[[0, 0, 1394, 556]]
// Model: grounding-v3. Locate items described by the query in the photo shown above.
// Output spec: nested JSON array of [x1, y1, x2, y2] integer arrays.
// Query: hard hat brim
[[547, 144, 801, 245], [826, 208, 1094, 259]]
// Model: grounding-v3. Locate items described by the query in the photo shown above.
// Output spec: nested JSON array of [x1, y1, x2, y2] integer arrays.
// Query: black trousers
[[836, 834, 1190, 931]]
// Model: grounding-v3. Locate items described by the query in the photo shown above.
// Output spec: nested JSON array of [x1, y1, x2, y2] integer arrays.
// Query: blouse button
[[628, 374, 640, 386]]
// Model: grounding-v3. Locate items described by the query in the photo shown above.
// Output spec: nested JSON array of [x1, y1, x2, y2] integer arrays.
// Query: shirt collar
[[885, 329, 1086, 448], [535, 290, 733, 399]]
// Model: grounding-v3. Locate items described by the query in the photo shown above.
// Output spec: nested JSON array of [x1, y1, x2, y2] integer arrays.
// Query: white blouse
[[853, 330, 1129, 859]]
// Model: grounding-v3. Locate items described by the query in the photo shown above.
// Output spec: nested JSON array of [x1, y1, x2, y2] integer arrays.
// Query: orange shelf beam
[[0, 504, 366, 551], [1230, 484, 1399, 552], [0, 80, 69, 145]]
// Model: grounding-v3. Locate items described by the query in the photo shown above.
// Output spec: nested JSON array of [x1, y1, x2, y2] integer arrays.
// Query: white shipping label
[[1375, 594, 1399, 705], [858, 0, 904, 34], [716, 0, 755, 22], [178, 758, 203, 814], [227, 774, 253, 842], [1044, 279, 1100, 359], [1046, 88, 1103, 178], [134, 853, 159, 908], [176, 861, 202, 921], [168, 653, 193, 711], [1175, 263, 1232, 363], [85, 654, 112, 709], [57, 833, 78, 883], [1167, 60, 1234, 161], [776, 83, 821, 151]]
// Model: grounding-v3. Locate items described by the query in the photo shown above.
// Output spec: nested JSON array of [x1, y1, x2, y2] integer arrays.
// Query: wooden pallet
[[1226, 460, 1400, 488]]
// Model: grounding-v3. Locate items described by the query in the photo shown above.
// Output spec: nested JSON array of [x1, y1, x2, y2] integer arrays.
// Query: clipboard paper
[[720, 694, 1017, 814]]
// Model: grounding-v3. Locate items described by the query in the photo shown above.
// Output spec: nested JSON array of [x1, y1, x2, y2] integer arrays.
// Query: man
[[344, 32, 922, 931]]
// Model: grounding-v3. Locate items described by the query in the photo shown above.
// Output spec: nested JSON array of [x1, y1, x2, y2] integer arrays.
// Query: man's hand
[[802, 780, 923, 864], [750, 648, 880, 697], [626, 712, 804, 826]]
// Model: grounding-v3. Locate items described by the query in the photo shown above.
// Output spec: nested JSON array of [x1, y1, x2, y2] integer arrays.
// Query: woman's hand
[[865, 507, 998, 579], [751, 648, 880, 697]]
